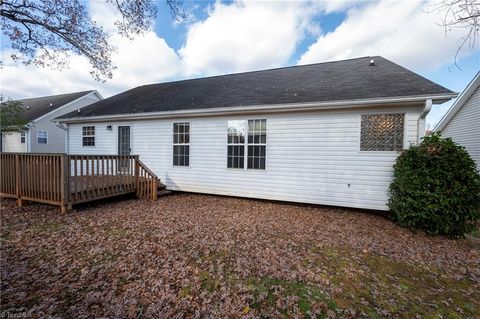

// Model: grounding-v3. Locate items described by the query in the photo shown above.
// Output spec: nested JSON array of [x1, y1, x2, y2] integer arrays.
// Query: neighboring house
[[57, 56, 456, 211], [1, 91, 102, 153], [434, 72, 480, 170]]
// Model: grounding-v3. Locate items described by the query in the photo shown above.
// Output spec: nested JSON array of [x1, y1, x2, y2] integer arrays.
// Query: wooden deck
[[0, 153, 162, 212]]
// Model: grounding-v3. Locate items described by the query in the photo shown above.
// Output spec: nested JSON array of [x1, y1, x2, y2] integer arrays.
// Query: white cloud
[[298, 0, 473, 71], [179, 0, 320, 76], [0, 32, 181, 99]]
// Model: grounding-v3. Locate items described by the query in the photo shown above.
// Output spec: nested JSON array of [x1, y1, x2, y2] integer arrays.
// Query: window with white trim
[[227, 120, 245, 169], [227, 119, 266, 170], [20, 133, 26, 144], [37, 130, 47, 144], [82, 126, 95, 146], [360, 114, 404, 151], [173, 122, 189, 166], [247, 119, 266, 169]]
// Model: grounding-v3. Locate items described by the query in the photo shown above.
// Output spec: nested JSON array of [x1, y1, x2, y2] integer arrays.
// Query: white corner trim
[[32, 91, 102, 123], [58, 93, 458, 124], [434, 72, 480, 132]]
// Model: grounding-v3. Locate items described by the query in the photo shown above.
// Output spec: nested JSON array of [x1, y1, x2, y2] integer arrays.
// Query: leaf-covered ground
[[1, 193, 479, 318]]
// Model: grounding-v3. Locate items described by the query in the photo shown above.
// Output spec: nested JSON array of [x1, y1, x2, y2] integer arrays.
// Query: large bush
[[389, 133, 480, 238]]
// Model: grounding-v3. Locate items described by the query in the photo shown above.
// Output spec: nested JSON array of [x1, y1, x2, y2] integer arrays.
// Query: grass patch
[[305, 247, 479, 318], [469, 226, 480, 238], [31, 222, 63, 234], [246, 277, 337, 318]]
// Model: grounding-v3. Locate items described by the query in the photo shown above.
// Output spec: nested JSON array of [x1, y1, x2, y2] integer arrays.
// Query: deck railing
[[0, 153, 160, 212], [136, 159, 158, 201]]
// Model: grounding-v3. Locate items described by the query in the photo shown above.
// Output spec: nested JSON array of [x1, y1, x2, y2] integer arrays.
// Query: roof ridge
[[18, 90, 94, 102]]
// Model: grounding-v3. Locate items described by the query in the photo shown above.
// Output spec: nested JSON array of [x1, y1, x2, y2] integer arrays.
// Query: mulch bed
[[1, 193, 479, 318]]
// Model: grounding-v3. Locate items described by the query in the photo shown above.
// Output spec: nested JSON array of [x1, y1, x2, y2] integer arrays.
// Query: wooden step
[[157, 189, 172, 197]]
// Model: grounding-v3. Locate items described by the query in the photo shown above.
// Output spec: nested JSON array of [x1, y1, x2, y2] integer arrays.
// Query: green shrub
[[388, 133, 480, 238]]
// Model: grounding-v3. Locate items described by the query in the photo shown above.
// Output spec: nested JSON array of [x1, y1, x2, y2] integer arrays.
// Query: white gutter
[[417, 99, 432, 143], [58, 93, 457, 124]]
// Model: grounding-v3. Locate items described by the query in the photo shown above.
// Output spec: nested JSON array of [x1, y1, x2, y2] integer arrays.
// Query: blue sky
[[1, 0, 479, 128]]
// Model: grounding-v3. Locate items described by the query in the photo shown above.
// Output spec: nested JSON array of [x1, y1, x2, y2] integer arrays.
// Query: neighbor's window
[[173, 122, 190, 166], [37, 130, 47, 144], [20, 133, 26, 144], [360, 114, 404, 151], [227, 120, 246, 169], [227, 119, 266, 169], [82, 126, 95, 146]]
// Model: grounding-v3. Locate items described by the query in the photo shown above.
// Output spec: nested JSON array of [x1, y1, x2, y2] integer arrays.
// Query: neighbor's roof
[[434, 71, 480, 132], [14, 91, 96, 122], [59, 56, 455, 121]]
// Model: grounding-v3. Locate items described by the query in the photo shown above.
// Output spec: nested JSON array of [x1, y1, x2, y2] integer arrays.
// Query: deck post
[[134, 156, 139, 196], [61, 154, 70, 213], [15, 154, 22, 207], [152, 178, 158, 201]]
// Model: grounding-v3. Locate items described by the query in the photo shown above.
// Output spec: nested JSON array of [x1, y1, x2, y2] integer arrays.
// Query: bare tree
[[0, 0, 185, 81], [430, 0, 480, 66]]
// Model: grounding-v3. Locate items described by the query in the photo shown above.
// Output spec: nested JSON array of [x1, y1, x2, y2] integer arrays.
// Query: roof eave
[[434, 71, 480, 132], [57, 93, 458, 124]]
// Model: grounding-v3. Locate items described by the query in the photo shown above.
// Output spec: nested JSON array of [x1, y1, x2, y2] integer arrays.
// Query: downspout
[[56, 121, 69, 154], [417, 99, 432, 144]]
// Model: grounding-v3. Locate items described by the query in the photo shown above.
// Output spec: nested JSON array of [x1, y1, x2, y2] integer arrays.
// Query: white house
[[434, 72, 480, 170], [1, 91, 102, 153], [57, 57, 456, 211]]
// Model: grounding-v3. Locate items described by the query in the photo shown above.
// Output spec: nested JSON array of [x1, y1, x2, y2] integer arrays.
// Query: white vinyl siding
[[29, 93, 101, 153], [441, 87, 480, 169], [67, 105, 423, 211], [1, 132, 27, 152]]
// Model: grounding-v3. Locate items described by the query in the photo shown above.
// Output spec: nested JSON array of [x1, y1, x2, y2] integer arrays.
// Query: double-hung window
[[227, 121, 246, 169], [82, 126, 95, 146], [227, 119, 266, 170], [173, 122, 190, 166], [20, 133, 26, 144], [360, 114, 404, 151], [37, 130, 47, 144], [247, 119, 266, 169]]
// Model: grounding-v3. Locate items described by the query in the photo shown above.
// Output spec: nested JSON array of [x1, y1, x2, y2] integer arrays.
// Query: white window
[[173, 122, 189, 166], [82, 126, 95, 146], [20, 133, 26, 144], [37, 130, 47, 144], [360, 114, 404, 151], [227, 120, 246, 169], [227, 119, 266, 170]]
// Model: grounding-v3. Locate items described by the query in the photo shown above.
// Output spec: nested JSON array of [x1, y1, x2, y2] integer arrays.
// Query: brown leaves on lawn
[[1, 193, 479, 318]]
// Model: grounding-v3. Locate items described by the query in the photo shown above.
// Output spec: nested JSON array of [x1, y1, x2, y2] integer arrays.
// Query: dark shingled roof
[[15, 91, 94, 122], [59, 57, 454, 119]]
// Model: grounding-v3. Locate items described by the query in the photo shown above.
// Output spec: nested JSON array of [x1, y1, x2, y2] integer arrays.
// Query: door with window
[[118, 126, 131, 170]]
